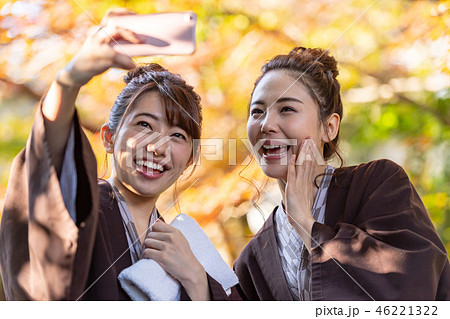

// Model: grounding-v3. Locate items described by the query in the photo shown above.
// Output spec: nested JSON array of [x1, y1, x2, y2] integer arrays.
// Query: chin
[[261, 164, 288, 181], [138, 180, 169, 196]]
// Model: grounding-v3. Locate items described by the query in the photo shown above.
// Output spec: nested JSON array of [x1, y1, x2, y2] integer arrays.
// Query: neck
[[110, 172, 158, 237], [278, 164, 327, 206]]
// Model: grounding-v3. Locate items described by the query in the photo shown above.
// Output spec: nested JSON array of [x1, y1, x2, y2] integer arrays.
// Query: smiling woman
[[234, 47, 450, 301], [0, 9, 238, 301]]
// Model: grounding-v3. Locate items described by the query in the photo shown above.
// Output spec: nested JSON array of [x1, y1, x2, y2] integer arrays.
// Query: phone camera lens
[[185, 13, 194, 23]]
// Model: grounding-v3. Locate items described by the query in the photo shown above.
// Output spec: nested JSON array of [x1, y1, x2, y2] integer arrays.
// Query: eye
[[138, 121, 152, 130], [172, 132, 187, 140], [250, 108, 264, 116], [281, 106, 296, 112]]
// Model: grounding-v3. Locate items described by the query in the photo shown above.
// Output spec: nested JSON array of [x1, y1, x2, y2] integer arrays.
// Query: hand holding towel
[[118, 214, 238, 300]]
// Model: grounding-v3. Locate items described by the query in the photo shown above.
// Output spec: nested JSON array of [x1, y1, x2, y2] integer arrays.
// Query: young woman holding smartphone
[[0, 10, 235, 301], [234, 47, 450, 300]]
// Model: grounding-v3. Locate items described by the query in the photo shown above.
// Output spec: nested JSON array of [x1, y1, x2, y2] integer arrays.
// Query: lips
[[261, 141, 290, 160], [134, 158, 170, 179], [136, 159, 164, 172]]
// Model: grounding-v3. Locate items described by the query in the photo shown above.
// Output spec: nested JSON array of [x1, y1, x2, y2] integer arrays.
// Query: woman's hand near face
[[142, 220, 211, 301], [42, 8, 143, 175], [284, 138, 321, 252]]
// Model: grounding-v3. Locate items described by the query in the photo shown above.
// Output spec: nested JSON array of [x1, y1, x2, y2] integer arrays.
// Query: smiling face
[[105, 91, 193, 199], [247, 70, 329, 180]]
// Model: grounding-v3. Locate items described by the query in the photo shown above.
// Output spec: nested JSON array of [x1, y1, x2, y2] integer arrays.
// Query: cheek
[[113, 130, 139, 164], [246, 119, 259, 144], [172, 144, 193, 167]]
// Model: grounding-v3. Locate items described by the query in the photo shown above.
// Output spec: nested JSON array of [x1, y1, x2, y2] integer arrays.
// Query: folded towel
[[118, 214, 239, 300]]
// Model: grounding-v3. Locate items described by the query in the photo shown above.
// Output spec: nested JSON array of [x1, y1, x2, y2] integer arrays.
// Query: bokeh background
[[0, 0, 449, 300]]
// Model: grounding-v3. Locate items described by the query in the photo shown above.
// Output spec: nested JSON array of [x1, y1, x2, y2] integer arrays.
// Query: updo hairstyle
[[250, 47, 343, 163], [108, 63, 203, 161]]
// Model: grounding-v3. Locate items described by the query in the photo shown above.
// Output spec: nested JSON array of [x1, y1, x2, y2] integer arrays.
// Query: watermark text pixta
[[126, 132, 325, 168]]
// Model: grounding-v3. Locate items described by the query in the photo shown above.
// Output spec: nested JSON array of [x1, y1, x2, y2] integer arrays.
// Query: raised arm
[[42, 10, 142, 175]]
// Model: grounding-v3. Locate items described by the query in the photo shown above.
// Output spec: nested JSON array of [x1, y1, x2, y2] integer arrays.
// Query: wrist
[[291, 214, 315, 232], [180, 264, 210, 301], [56, 62, 88, 89], [288, 212, 315, 251]]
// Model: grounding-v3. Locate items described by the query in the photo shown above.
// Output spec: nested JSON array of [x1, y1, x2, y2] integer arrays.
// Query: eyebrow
[[134, 112, 162, 121], [251, 96, 304, 106]]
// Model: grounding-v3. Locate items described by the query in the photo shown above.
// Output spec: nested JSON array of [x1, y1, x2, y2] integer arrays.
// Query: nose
[[146, 135, 170, 157], [260, 110, 277, 134]]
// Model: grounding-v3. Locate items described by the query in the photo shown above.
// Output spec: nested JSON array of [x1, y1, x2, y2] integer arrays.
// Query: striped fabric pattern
[[107, 179, 157, 264], [274, 165, 335, 300]]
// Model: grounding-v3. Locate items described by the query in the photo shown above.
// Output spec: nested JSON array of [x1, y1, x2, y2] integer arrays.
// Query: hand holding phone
[[107, 12, 197, 57]]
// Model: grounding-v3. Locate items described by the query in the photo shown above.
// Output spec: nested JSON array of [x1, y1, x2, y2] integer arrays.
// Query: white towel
[[118, 214, 239, 300]]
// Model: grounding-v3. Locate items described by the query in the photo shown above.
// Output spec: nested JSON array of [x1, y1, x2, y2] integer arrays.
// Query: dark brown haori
[[0, 106, 234, 300], [234, 160, 450, 300]]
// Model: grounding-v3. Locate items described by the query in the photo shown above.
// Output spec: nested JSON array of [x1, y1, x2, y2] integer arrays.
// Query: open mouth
[[262, 144, 290, 159], [135, 158, 168, 178]]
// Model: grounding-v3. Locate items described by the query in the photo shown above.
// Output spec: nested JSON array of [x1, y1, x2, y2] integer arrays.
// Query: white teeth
[[263, 145, 287, 150], [136, 160, 164, 172]]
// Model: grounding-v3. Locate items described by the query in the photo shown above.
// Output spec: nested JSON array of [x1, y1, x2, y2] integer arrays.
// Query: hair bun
[[288, 47, 339, 79], [123, 63, 169, 84], [289, 46, 307, 55]]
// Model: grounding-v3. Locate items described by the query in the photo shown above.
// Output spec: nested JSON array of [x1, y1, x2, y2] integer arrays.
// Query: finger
[[101, 8, 137, 26], [112, 26, 146, 44], [151, 220, 175, 233], [304, 145, 314, 177], [100, 25, 145, 46], [143, 238, 166, 250], [146, 231, 171, 242], [309, 138, 325, 166], [296, 139, 307, 166], [304, 139, 314, 163], [287, 154, 296, 184], [141, 247, 164, 261], [111, 53, 136, 70], [106, 8, 137, 17]]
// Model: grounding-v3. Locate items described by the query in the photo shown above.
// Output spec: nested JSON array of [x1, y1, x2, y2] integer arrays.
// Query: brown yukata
[[0, 106, 234, 300], [234, 160, 450, 300]]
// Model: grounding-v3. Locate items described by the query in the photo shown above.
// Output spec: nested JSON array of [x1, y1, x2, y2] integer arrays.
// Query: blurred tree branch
[[341, 63, 450, 127], [0, 77, 100, 133], [0, 77, 42, 101]]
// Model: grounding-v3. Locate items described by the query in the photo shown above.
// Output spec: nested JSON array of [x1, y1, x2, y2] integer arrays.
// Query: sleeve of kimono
[[232, 261, 254, 301], [0, 100, 99, 300], [233, 245, 266, 301], [59, 123, 77, 222], [310, 160, 450, 300], [207, 273, 241, 300], [179, 274, 241, 301]]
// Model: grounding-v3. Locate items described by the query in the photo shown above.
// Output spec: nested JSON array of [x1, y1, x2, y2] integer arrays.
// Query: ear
[[321, 113, 340, 143], [101, 124, 115, 154]]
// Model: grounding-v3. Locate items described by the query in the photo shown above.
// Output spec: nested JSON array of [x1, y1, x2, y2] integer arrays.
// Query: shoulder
[[97, 179, 117, 212], [97, 178, 112, 192], [358, 159, 405, 176], [339, 159, 405, 176], [335, 159, 409, 188]]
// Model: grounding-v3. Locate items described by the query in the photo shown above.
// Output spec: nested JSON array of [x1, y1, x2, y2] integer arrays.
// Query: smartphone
[[108, 12, 197, 57]]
